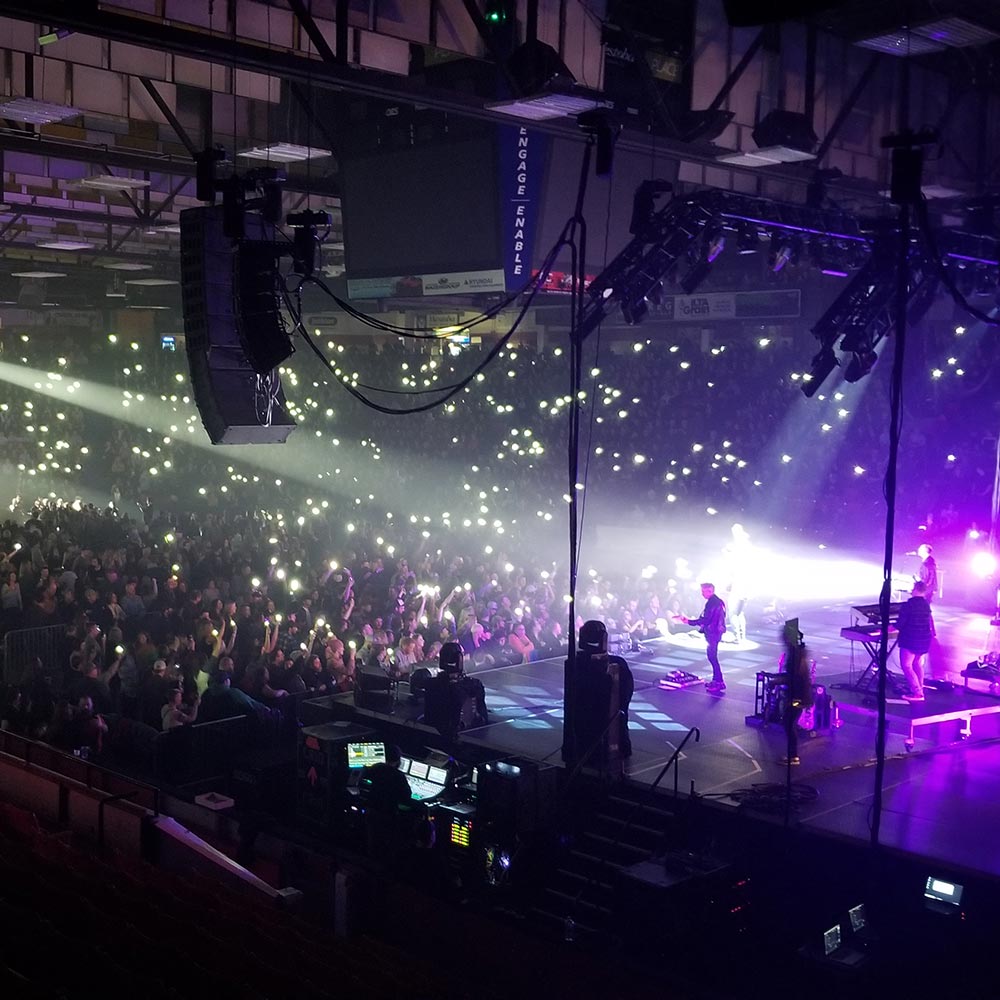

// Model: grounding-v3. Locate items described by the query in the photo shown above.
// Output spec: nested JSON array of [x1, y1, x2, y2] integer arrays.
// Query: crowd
[[0, 499, 699, 752], [0, 268, 995, 751]]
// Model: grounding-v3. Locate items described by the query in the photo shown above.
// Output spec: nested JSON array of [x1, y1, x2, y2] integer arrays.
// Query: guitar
[[797, 660, 818, 731]]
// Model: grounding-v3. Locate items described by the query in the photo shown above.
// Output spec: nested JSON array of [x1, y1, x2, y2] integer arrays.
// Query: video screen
[[924, 877, 963, 905], [428, 766, 448, 785], [823, 925, 841, 956], [399, 756, 412, 774], [848, 904, 866, 932], [410, 760, 429, 780], [346, 742, 386, 768]]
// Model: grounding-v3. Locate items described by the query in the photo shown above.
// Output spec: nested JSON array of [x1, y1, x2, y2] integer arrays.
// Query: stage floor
[[451, 599, 1000, 881]]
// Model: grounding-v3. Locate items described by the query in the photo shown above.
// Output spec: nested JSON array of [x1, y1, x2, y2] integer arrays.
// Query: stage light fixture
[[844, 350, 878, 383], [801, 347, 838, 398], [770, 240, 792, 273], [737, 225, 759, 254], [706, 232, 726, 263], [680, 258, 711, 295]]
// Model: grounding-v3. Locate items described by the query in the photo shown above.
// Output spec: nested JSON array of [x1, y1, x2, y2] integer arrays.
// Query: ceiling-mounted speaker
[[180, 206, 296, 445]]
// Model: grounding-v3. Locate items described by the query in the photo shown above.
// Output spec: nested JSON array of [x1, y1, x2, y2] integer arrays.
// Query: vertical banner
[[499, 125, 548, 292]]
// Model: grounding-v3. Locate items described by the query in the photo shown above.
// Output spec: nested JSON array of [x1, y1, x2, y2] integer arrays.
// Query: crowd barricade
[[2, 623, 67, 685]]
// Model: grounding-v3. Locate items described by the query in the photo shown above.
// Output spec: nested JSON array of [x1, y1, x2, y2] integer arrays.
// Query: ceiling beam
[[0, 128, 338, 198], [0, 3, 886, 202]]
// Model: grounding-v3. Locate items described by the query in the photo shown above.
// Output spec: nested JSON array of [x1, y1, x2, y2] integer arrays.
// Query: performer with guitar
[[674, 582, 727, 693], [772, 618, 814, 765]]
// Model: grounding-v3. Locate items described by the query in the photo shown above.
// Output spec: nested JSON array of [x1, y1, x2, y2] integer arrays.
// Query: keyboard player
[[897, 581, 935, 702]]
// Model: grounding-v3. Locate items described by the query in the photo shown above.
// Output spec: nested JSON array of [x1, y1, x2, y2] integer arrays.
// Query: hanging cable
[[562, 135, 594, 766], [300, 270, 548, 339], [282, 231, 569, 416]]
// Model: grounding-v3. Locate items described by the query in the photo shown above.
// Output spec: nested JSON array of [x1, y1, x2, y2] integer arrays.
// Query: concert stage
[[440, 598, 1000, 882]]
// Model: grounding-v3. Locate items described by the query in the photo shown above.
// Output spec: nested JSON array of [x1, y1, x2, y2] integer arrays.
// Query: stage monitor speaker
[[180, 206, 296, 444]]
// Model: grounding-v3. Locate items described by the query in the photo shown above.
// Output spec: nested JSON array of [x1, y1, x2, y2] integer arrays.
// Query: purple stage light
[[970, 552, 997, 579]]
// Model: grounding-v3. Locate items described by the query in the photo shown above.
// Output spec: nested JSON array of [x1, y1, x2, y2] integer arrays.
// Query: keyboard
[[851, 602, 903, 624], [841, 624, 898, 643]]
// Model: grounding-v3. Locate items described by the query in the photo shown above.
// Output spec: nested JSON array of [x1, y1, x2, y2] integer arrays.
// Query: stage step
[[595, 814, 664, 838], [555, 868, 614, 892], [541, 887, 612, 917], [607, 794, 679, 821]]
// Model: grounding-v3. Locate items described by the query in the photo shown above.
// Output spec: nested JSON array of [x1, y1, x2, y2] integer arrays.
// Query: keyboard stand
[[850, 633, 905, 696]]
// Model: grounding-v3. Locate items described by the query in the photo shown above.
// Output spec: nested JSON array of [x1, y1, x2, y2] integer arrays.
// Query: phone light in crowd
[[276, 567, 286, 580], [641, 565, 658, 580], [316, 618, 325, 629], [348, 640, 357, 649], [971, 552, 997, 579], [164, 532, 175, 543], [251, 577, 261, 588]]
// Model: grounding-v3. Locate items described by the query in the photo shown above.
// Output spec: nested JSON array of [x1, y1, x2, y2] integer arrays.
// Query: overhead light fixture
[[36, 239, 94, 251], [487, 38, 602, 121], [238, 143, 332, 162], [101, 261, 153, 271], [488, 91, 601, 121], [0, 97, 81, 125], [716, 150, 783, 167], [10, 270, 66, 278], [855, 31, 945, 57], [75, 175, 153, 192], [751, 110, 817, 163], [124, 278, 178, 286], [717, 111, 818, 167], [857, 17, 1000, 56]]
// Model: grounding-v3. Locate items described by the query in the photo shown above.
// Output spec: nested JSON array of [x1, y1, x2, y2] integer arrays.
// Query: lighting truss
[[579, 189, 867, 341]]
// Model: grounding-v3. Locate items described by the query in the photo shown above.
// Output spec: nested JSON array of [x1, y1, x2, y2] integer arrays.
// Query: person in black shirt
[[675, 583, 728, 692], [897, 581, 935, 701], [364, 744, 413, 862], [772, 619, 814, 765]]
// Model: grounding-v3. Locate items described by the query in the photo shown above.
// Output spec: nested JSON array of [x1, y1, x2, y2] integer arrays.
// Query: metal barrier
[[2, 623, 67, 685]]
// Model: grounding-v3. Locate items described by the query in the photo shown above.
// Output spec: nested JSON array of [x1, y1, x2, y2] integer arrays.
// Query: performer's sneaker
[[705, 681, 726, 693], [903, 693, 925, 701], [779, 756, 801, 766]]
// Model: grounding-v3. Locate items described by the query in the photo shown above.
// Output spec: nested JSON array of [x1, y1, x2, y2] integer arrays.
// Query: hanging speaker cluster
[[180, 205, 296, 445]]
